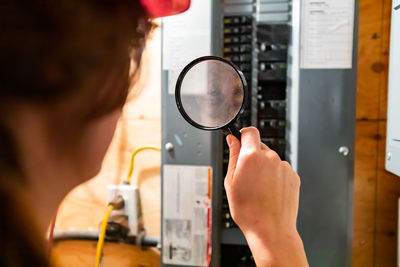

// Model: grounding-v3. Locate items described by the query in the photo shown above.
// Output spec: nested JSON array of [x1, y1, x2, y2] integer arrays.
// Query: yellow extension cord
[[95, 146, 160, 267], [125, 146, 161, 185], [95, 204, 114, 267]]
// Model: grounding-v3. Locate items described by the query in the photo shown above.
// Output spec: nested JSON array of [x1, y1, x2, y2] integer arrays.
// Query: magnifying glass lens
[[179, 59, 244, 128]]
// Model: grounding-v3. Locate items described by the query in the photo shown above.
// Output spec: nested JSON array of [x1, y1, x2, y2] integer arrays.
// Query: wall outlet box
[[107, 184, 143, 236]]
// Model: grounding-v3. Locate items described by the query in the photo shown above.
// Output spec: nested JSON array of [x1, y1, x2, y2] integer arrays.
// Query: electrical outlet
[[107, 184, 143, 236]]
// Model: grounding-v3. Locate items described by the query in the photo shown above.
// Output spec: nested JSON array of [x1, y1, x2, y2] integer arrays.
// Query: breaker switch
[[240, 44, 252, 53], [259, 119, 286, 137], [258, 100, 286, 118]]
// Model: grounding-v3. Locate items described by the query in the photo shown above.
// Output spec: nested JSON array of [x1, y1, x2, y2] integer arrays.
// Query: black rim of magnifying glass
[[175, 56, 248, 132]]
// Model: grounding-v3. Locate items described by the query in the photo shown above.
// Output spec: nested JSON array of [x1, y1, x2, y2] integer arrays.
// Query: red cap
[[140, 0, 191, 18]]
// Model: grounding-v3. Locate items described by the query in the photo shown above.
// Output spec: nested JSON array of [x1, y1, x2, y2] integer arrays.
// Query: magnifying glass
[[175, 56, 247, 141]]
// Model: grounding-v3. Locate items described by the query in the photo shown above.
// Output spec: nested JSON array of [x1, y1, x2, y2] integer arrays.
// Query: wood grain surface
[[353, 0, 400, 266]]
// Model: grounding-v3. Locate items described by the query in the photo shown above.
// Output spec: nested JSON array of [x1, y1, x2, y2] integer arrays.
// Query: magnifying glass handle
[[227, 125, 241, 141]]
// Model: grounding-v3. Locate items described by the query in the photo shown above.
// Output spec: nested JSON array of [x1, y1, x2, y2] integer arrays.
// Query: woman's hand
[[224, 127, 308, 267]]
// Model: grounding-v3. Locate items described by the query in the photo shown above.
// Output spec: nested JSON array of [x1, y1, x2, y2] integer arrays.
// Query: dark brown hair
[[0, 1, 152, 265]]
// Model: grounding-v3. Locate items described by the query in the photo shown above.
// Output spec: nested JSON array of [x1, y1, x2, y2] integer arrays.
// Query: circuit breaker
[[161, 1, 358, 266]]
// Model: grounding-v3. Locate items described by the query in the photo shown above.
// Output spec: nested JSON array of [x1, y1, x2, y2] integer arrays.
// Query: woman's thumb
[[225, 134, 241, 181]]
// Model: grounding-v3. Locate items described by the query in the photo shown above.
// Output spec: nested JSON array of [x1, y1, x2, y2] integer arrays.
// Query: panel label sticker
[[300, 0, 355, 69], [162, 0, 212, 94], [162, 0, 212, 71], [162, 165, 212, 266]]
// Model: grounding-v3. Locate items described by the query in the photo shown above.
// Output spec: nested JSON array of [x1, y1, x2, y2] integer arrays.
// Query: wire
[[125, 146, 161, 184], [53, 230, 160, 247], [94, 146, 160, 266], [95, 205, 114, 267]]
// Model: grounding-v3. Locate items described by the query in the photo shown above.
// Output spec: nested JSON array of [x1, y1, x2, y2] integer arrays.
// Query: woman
[[0, 0, 308, 266]]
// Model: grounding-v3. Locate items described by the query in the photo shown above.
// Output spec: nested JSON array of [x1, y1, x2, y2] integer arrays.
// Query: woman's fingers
[[225, 134, 241, 182], [240, 127, 270, 151], [240, 127, 262, 152]]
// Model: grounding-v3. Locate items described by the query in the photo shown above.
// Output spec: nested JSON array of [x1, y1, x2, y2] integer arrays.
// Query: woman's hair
[[0, 0, 154, 176], [0, 0, 152, 265]]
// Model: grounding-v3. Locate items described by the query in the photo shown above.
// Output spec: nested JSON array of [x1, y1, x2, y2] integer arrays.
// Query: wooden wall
[[52, 2, 400, 266], [353, 0, 400, 266]]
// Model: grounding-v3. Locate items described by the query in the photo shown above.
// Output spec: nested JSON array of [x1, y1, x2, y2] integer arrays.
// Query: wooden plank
[[353, 121, 379, 267], [356, 0, 384, 120], [378, 0, 393, 120], [375, 122, 400, 266], [353, 0, 398, 265], [373, 1, 399, 265]]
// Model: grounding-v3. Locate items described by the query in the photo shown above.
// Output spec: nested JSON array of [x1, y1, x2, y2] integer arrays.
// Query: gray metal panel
[[296, 1, 358, 264], [161, 2, 225, 266], [257, 12, 290, 22], [259, 3, 290, 12], [161, 71, 224, 267], [223, 4, 254, 14], [297, 69, 356, 266], [161, 0, 358, 266], [224, 0, 253, 3]]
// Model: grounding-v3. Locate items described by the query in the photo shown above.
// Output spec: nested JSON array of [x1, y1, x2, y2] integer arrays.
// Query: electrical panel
[[161, 0, 358, 266], [386, 0, 400, 177]]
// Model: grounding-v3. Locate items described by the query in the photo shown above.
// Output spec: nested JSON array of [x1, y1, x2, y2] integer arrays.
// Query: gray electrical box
[[386, 0, 400, 177], [161, 0, 358, 266]]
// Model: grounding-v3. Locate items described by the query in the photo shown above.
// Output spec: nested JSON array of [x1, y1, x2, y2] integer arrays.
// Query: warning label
[[162, 165, 212, 266]]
